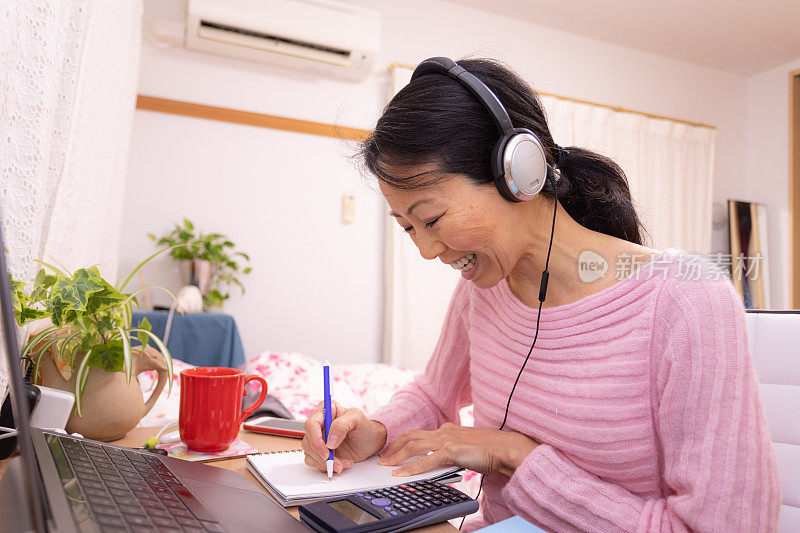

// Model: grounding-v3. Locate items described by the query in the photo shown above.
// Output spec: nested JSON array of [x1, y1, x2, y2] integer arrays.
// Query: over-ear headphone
[[410, 56, 554, 203]]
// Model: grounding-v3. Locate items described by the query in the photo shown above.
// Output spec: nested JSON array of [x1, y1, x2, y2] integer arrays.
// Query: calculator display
[[328, 500, 380, 524]]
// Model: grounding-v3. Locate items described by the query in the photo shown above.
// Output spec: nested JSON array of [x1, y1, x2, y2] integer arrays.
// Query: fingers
[[304, 448, 326, 471], [380, 437, 439, 467], [303, 451, 353, 473], [326, 408, 365, 449], [302, 402, 329, 462], [304, 400, 350, 457], [380, 429, 439, 465], [302, 401, 368, 469], [338, 458, 353, 472], [392, 451, 452, 477]]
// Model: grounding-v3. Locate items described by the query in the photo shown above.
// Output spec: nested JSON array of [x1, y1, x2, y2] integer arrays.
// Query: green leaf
[[43, 267, 106, 320], [117, 327, 133, 385], [243, 267, 252, 274], [37, 336, 66, 378], [50, 278, 84, 312], [57, 331, 82, 368], [31, 268, 57, 300], [10, 276, 28, 307], [137, 317, 151, 350], [44, 294, 69, 326], [33, 259, 69, 278], [86, 341, 125, 373], [17, 305, 48, 324], [85, 268, 125, 314], [95, 315, 116, 332], [204, 289, 228, 309], [73, 268, 105, 303], [20, 325, 60, 359], [184, 218, 194, 231], [73, 349, 93, 416], [8, 275, 46, 325], [80, 336, 93, 354]]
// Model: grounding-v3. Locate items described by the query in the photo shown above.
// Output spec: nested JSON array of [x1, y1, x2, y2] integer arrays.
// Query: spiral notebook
[[246, 450, 463, 507]]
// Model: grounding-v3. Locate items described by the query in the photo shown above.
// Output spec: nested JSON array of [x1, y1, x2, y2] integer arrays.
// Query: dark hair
[[360, 58, 646, 245]]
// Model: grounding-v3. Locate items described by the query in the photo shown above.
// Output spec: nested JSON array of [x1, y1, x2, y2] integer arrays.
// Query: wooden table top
[[0, 427, 456, 532]]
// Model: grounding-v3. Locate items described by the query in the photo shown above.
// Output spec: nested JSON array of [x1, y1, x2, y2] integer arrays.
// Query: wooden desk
[[0, 427, 456, 532]]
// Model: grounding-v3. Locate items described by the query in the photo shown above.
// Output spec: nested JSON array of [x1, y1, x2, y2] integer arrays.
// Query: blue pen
[[323, 361, 334, 480]]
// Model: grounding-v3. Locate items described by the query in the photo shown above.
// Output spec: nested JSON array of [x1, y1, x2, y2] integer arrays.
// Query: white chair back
[[745, 310, 800, 532]]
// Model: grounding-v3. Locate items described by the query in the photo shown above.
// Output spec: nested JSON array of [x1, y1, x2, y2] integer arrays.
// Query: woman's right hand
[[301, 401, 387, 474]]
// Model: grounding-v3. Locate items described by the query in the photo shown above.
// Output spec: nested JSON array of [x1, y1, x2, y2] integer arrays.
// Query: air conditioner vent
[[185, 0, 380, 81], [198, 20, 352, 66]]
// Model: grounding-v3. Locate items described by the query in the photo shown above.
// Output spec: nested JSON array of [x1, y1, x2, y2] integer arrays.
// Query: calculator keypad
[[355, 480, 471, 519]]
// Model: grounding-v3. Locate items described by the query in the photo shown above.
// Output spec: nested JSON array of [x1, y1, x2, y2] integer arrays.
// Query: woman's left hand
[[378, 422, 538, 478]]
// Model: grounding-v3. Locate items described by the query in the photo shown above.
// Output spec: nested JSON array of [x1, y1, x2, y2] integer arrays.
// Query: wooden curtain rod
[[137, 61, 716, 139], [135, 95, 371, 141], [386, 62, 716, 130], [536, 90, 716, 130]]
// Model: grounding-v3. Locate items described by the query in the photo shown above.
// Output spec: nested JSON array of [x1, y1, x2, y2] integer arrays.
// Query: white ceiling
[[442, 0, 800, 75]]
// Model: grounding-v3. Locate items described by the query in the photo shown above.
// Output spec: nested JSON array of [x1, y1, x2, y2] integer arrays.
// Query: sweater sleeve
[[369, 279, 472, 450], [500, 273, 781, 532]]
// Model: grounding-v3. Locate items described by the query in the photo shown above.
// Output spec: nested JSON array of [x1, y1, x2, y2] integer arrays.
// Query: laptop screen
[[0, 212, 49, 532]]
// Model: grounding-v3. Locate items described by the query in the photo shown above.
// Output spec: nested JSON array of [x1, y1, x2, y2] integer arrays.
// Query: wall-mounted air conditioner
[[183, 0, 381, 81]]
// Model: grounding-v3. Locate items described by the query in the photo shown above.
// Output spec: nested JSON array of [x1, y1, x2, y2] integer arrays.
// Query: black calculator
[[298, 479, 479, 532]]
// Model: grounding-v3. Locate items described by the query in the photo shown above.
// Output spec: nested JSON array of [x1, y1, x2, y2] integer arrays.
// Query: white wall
[[120, 0, 761, 365], [123, 112, 385, 364], [746, 57, 800, 309]]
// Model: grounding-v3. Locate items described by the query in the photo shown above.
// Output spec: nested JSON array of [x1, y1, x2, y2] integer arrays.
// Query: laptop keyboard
[[57, 435, 223, 532]]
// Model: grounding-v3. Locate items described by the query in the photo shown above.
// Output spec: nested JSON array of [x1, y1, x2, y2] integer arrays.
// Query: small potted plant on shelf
[[10, 251, 175, 441], [149, 218, 252, 309]]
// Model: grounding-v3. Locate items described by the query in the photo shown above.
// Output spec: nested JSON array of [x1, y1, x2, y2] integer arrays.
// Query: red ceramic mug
[[179, 367, 268, 452]]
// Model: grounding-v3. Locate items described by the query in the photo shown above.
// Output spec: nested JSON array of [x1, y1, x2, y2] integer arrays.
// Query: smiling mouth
[[450, 253, 476, 272]]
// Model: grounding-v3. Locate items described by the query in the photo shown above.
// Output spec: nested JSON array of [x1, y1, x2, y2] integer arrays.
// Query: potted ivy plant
[[10, 251, 175, 441], [149, 218, 252, 309]]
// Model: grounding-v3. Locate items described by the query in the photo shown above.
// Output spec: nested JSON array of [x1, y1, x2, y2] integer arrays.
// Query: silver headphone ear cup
[[491, 135, 521, 202], [503, 131, 549, 201]]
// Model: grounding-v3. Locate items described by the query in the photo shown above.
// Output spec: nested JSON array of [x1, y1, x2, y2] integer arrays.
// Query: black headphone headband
[[410, 57, 514, 136], [410, 56, 553, 203]]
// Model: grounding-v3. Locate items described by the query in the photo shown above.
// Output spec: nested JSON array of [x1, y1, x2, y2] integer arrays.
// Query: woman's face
[[380, 168, 532, 289]]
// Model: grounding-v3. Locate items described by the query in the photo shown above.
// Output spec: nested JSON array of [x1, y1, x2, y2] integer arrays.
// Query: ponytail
[[547, 146, 644, 244]]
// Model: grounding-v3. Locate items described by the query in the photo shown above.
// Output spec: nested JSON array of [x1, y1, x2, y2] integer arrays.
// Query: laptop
[[0, 216, 309, 531]]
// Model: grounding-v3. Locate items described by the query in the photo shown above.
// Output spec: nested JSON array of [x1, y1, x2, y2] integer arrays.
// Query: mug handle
[[240, 375, 269, 422], [133, 346, 169, 418]]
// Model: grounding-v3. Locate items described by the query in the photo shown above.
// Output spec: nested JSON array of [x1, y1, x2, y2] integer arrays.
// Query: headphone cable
[[459, 174, 558, 530]]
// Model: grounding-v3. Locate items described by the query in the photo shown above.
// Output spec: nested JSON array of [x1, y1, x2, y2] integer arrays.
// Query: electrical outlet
[[342, 192, 356, 224]]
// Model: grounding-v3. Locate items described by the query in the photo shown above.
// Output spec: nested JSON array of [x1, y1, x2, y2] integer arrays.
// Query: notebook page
[[248, 451, 461, 500]]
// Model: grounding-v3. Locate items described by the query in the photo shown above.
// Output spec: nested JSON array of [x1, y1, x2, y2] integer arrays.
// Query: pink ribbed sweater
[[370, 249, 780, 532]]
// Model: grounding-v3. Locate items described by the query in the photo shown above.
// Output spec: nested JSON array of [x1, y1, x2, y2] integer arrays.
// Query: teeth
[[450, 254, 476, 272]]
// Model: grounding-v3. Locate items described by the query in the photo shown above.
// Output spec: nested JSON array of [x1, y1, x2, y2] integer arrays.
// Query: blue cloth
[[131, 311, 245, 368], [475, 517, 547, 533]]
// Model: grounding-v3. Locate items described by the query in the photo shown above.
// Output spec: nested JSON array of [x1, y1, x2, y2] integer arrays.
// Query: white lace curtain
[[384, 65, 717, 370], [0, 0, 142, 396]]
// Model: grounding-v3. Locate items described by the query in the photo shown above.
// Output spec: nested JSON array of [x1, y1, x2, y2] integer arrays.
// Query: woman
[[301, 57, 779, 532]]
